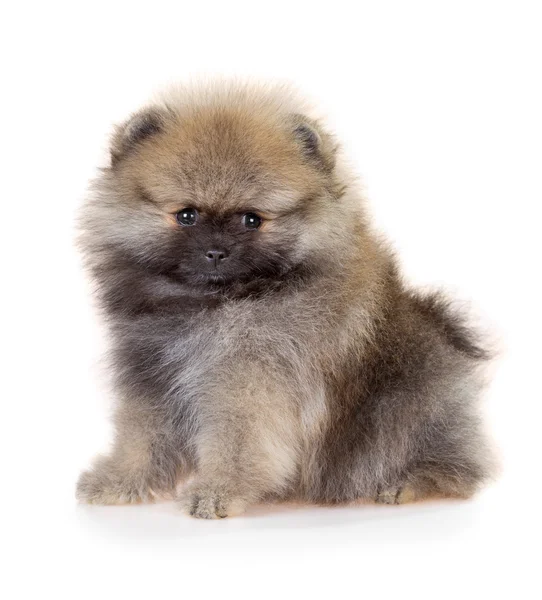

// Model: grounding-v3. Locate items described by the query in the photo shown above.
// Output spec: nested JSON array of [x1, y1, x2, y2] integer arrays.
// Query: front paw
[[177, 481, 248, 519], [76, 463, 153, 505]]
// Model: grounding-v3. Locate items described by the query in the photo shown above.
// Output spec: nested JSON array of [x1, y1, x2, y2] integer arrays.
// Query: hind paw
[[375, 484, 417, 505]]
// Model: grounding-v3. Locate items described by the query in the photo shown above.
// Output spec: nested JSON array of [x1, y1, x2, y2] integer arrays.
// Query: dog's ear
[[290, 114, 337, 172], [110, 107, 168, 165]]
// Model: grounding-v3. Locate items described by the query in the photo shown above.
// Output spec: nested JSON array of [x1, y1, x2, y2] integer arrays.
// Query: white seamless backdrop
[[2, 1, 540, 599]]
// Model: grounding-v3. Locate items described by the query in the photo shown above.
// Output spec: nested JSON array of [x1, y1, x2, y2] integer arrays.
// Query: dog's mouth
[[205, 273, 228, 284], [166, 260, 301, 292]]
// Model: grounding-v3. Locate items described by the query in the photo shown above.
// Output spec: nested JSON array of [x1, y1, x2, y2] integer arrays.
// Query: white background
[[2, 1, 541, 598]]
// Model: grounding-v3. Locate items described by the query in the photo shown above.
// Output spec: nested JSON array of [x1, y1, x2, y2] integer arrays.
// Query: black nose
[[205, 249, 228, 267]]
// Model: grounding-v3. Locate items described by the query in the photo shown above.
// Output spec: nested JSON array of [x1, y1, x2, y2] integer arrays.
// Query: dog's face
[[86, 100, 343, 292]]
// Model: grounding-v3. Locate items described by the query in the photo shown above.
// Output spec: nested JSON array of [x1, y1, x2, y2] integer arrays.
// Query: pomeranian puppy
[[76, 81, 494, 518]]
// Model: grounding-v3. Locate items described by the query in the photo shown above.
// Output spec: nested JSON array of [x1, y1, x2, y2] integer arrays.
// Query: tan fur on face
[[113, 82, 341, 218]]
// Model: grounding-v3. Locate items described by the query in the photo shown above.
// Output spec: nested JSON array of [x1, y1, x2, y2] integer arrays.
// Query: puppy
[[76, 81, 495, 517]]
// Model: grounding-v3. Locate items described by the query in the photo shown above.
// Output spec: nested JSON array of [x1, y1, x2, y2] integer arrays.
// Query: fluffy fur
[[76, 81, 495, 517]]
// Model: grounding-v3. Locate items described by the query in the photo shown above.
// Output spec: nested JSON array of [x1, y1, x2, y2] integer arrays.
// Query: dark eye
[[176, 208, 198, 226], [242, 212, 262, 230]]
